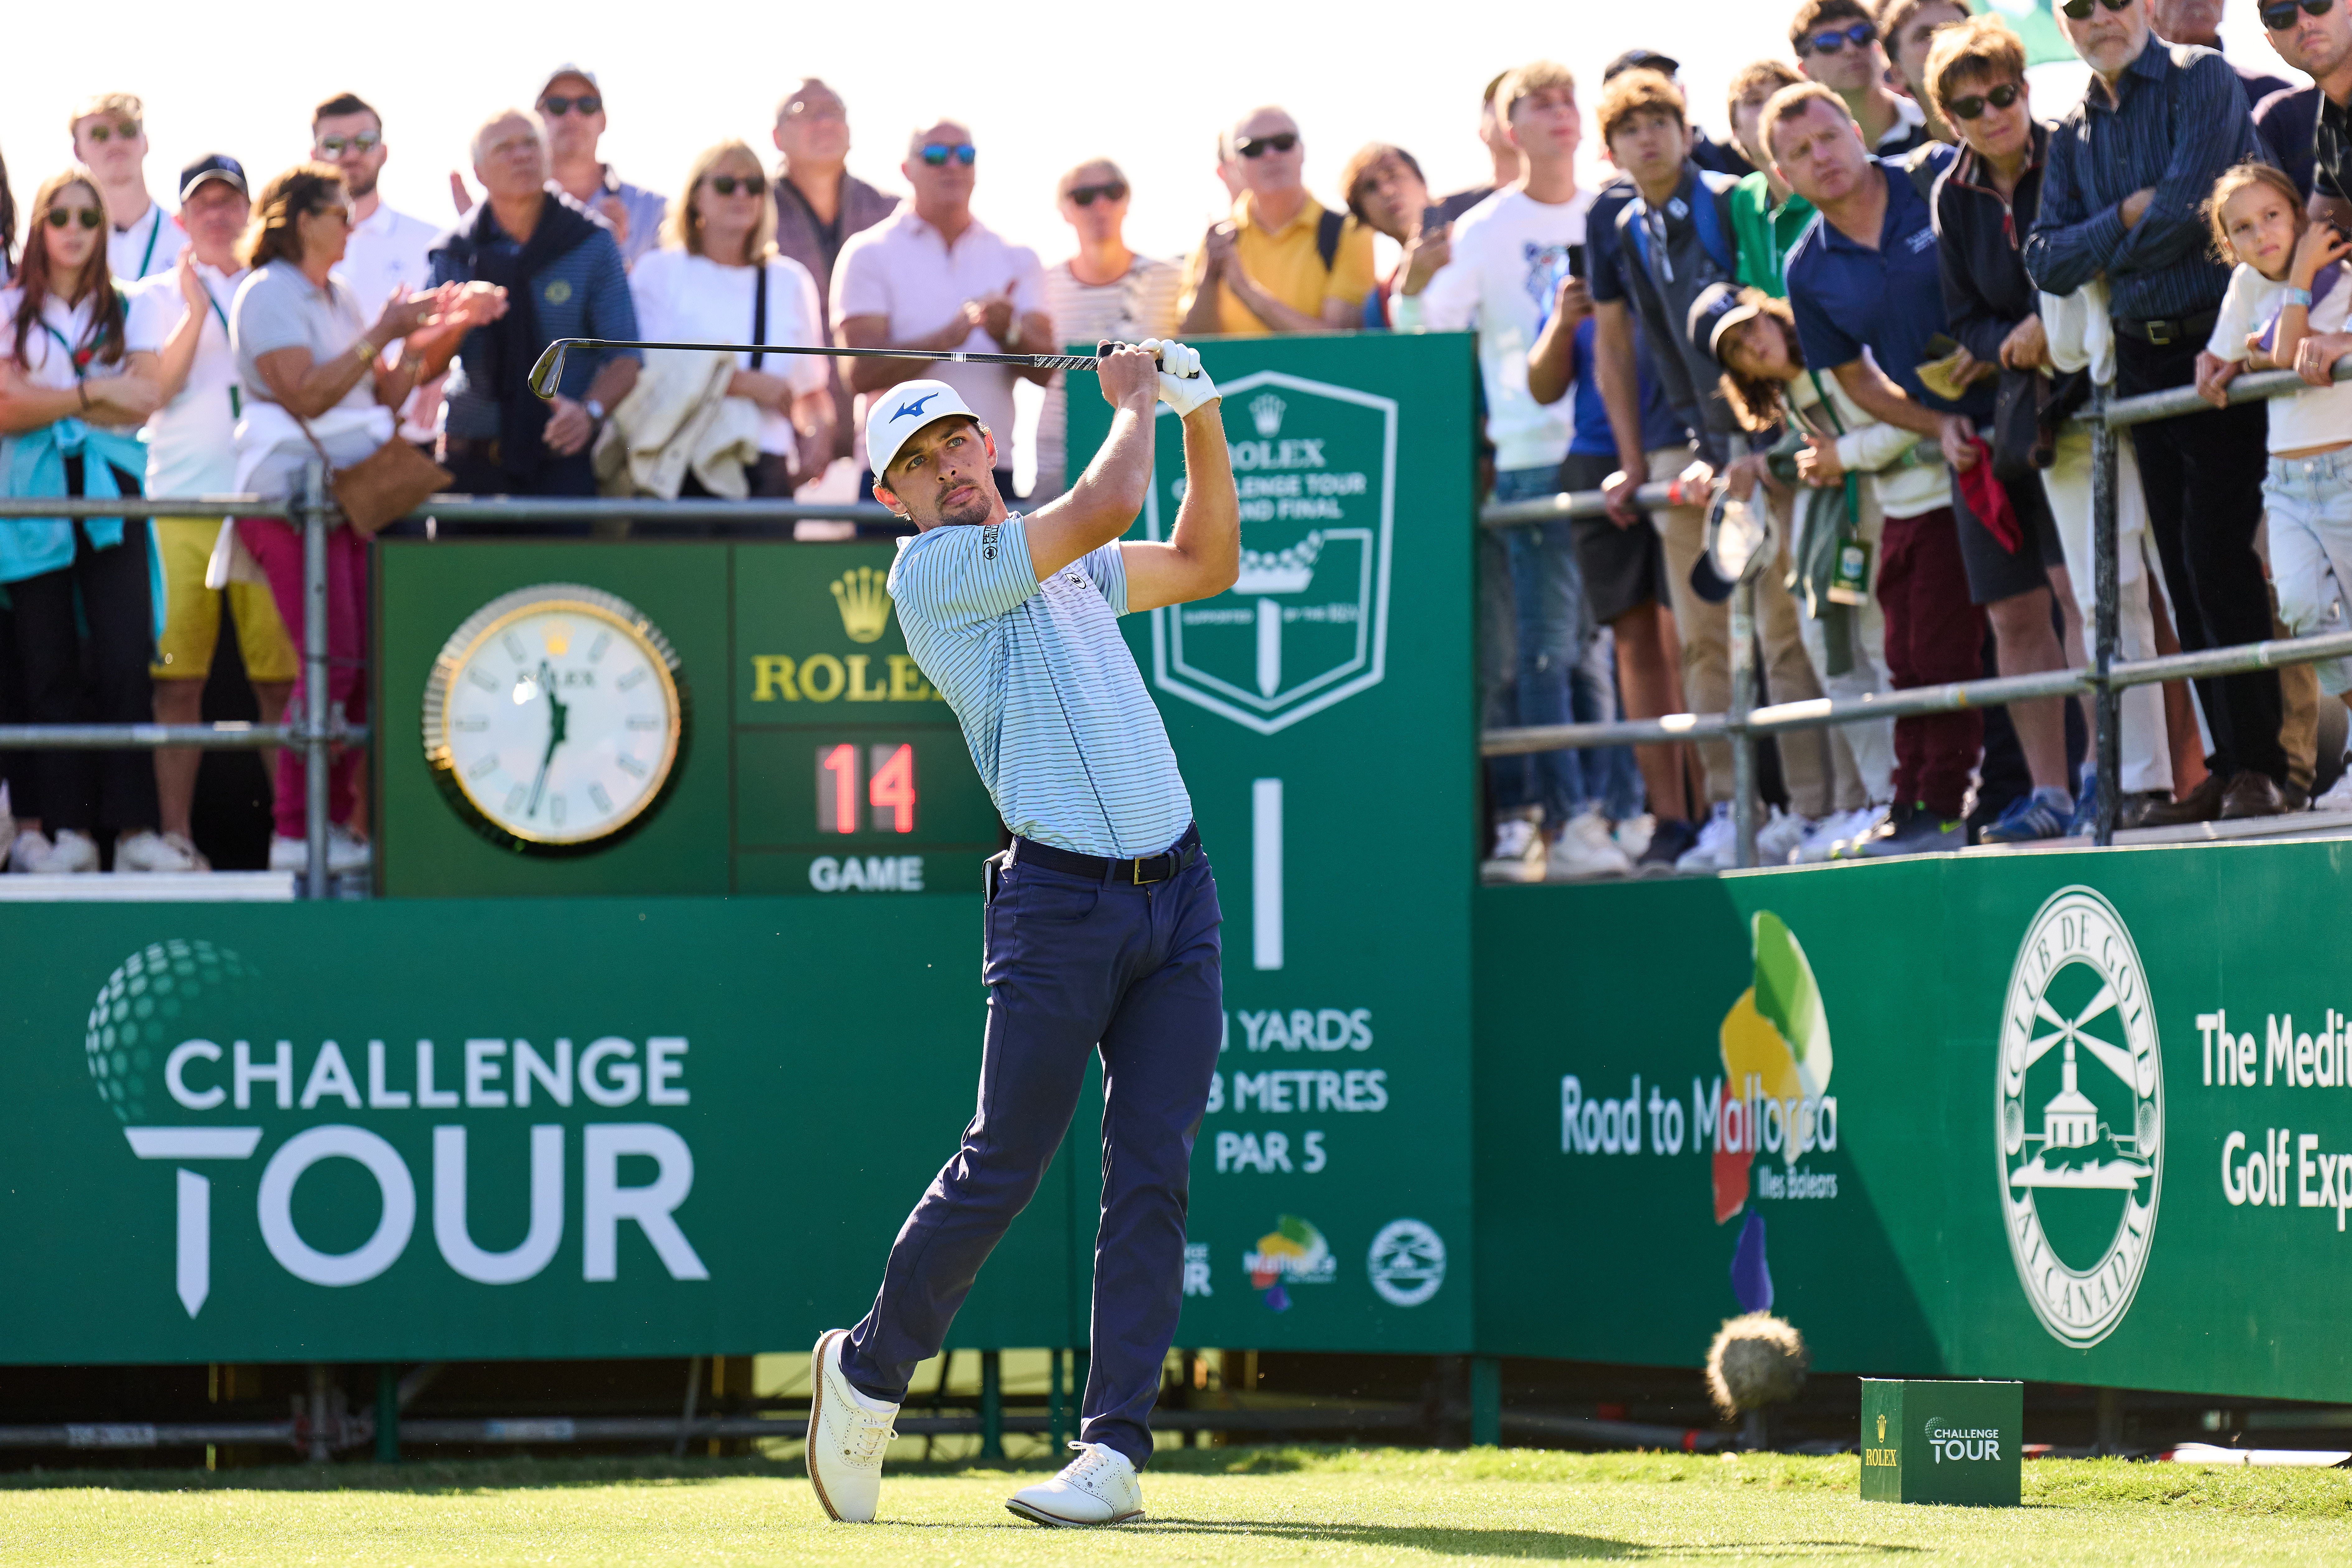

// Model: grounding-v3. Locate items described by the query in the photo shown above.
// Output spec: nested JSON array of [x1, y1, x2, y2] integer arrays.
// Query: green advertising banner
[[1073, 330, 1479, 1353], [1474, 843, 2352, 1404]]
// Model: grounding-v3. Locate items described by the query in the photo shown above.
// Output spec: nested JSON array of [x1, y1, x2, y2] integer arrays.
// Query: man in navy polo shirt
[[1770, 81, 1988, 857]]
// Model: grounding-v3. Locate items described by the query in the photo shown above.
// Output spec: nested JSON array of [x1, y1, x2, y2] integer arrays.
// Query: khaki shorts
[[150, 517, 298, 683]]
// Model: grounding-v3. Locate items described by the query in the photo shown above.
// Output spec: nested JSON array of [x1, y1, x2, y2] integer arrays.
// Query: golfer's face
[[881, 419, 998, 529]]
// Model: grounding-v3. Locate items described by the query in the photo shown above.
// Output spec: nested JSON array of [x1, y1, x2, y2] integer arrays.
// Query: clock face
[[421, 585, 687, 851]]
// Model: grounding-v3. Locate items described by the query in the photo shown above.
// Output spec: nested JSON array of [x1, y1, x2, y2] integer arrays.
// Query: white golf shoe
[[1006, 1440, 1144, 1527], [805, 1329, 897, 1523]]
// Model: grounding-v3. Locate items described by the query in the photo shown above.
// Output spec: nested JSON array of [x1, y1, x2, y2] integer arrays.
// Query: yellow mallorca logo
[[831, 567, 893, 643]]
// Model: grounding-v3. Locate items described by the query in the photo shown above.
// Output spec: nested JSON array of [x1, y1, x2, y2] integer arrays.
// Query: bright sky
[[0, 0, 2312, 276]]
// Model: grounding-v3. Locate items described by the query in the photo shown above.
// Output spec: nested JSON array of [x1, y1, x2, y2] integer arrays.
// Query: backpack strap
[[1316, 208, 1345, 272], [750, 263, 768, 371]]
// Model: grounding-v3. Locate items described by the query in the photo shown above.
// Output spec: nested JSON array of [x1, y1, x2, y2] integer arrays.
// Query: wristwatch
[[584, 398, 607, 423]]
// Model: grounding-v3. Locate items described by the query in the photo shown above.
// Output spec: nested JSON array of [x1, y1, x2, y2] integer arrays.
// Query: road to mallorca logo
[[1998, 886, 2164, 1349], [1141, 370, 1396, 735], [1244, 1214, 1335, 1311]]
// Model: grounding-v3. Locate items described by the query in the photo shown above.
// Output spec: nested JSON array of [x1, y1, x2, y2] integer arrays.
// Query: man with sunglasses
[[314, 93, 444, 455], [2265, 0, 2352, 221], [833, 120, 1049, 514], [1789, 0, 1931, 157], [1178, 107, 1375, 336], [68, 93, 186, 282], [535, 65, 666, 268], [2026, 0, 2292, 823]]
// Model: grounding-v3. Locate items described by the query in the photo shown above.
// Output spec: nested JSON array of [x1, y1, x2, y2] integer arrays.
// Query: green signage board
[[1859, 1380, 2022, 1505], [1071, 331, 1479, 1352], [1473, 843, 2352, 1404]]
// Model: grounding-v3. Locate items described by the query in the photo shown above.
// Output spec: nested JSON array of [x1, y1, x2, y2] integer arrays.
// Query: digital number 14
[[816, 742, 917, 835]]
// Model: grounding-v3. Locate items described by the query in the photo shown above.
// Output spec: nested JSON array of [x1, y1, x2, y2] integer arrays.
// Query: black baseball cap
[[179, 154, 247, 202], [1688, 281, 1768, 368], [1604, 49, 1681, 82]]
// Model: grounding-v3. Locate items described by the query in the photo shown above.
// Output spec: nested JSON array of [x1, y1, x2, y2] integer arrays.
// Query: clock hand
[[525, 663, 569, 817]]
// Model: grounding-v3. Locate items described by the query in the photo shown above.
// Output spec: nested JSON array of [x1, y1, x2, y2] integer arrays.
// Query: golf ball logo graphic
[[85, 940, 257, 1124]]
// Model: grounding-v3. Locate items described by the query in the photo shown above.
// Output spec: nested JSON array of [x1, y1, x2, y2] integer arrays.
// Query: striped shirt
[[2023, 35, 2262, 326], [889, 515, 1190, 858]]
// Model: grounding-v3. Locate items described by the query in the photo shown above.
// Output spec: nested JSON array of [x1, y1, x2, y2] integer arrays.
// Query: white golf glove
[[1141, 338, 1218, 417]]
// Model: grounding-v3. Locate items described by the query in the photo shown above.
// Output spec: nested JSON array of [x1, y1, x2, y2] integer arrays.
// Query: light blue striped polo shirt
[[889, 515, 1191, 859]]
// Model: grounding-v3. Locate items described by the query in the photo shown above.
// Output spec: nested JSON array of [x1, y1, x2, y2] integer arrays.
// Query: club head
[[527, 341, 571, 400]]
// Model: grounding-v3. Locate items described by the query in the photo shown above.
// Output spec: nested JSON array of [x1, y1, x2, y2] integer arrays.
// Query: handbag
[[295, 410, 452, 538], [1991, 368, 2050, 486], [745, 263, 798, 499]]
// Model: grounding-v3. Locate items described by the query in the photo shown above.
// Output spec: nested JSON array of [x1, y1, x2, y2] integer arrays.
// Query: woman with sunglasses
[[627, 140, 833, 504], [1031, 159, 1179, 504], [0, 167, 176, 874]]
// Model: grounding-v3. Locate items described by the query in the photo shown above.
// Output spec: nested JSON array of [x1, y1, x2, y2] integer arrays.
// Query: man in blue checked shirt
[[2025, 0, 2291, 823], [804, 342, 1237, 1531]]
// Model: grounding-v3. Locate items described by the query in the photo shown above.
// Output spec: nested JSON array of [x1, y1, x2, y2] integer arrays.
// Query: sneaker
[[1754, 808, 1813, 865], [28, 828, 101, 874], [1635, 817, 1699, 876], [2316, 770, 2352, 812], [1613, 813, 1656, 861], [1675, 802, 1737, 872], [1862, 805, 1965, 857], [115, 829, 210, 873], [1795, 805, 1872, 863], [1483, 815, 1545, 884], [1007, 1441, 1144, 1528], [270, 828, 373, 875], [805, 1329, 898, 1523], [8, 829, 53, 874], [1829, 802, 1902, 860], [1979, 787, 2075, 844], [1546, 809, 1634, 881]]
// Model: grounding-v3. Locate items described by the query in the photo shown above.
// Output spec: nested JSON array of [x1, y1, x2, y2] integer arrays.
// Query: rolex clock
[[421, 584, 688, 852]]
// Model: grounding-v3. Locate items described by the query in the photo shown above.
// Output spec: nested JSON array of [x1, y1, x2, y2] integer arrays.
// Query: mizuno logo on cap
[[892, 392, 942, 422]]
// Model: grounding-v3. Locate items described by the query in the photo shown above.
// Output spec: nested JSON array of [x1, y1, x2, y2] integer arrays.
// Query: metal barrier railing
[[0, 469, 894, 897], [1479, 360, 2352, 866]]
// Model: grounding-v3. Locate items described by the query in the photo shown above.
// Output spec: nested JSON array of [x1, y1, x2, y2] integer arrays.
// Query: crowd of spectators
[[3, 2, 2352, 879]]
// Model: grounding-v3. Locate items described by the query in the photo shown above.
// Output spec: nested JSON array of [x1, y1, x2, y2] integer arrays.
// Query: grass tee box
[[1860, 1378, 2021, 1505]]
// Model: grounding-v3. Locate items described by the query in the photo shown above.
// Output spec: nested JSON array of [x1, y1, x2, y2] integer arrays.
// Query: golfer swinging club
[[807, 338, 1236, 1528]]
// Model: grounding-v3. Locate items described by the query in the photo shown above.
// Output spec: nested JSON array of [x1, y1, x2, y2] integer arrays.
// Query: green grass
[[2, 1446, 2347, 1565]]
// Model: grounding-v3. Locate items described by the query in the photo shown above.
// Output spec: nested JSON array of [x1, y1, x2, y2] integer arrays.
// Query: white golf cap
[[865, 380, 981, 479]]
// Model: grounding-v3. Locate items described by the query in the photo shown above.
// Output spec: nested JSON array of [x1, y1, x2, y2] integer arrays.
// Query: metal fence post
[[2090, 390, 2121, 847], [300, 463, 331, 898], [1729, 573, 1758, 870]]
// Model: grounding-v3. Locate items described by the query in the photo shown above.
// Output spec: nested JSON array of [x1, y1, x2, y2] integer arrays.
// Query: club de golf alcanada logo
[[1998, 886, 2164, 1349], [1140, 370, 1396, 735]]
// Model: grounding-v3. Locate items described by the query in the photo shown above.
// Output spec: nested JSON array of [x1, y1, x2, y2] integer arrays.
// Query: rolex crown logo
[[1249, 393, 1286, 438], [830, 567, 893, 644], [1877, 1413, 1887, 1442]]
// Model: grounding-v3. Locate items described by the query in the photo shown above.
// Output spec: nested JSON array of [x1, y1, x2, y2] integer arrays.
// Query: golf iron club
[[526, 337, 1194, 400]]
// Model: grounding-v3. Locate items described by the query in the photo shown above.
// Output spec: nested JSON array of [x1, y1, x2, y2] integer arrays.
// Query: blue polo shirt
[[1784, 159, 1993, 422]]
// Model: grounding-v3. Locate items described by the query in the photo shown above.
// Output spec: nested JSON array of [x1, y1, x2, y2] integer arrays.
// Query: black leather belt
[[1007, 823, 1203, 885], [2112, 308, 2218, 348]]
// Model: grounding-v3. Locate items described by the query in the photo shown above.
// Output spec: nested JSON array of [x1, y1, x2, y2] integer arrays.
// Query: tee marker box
[[1859, 1378, 2022, 1505]]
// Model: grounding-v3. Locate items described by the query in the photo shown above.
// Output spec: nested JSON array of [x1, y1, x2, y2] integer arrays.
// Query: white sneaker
[[1794, 805, 1869, 864], [1675, 802, 1736, 872], [269, 827, 374, 875], [2316, 770, 2352, 812], [115, 830, 209, 874], [1546, 809, 1633, 880], [1826, 802, 1895, 860], [31, 828, 101, 874], [8, 829, 53, 873], [805, 1329, 897, 1523], [1613, 812, 1656, 861], [1007, 1441, 1145, 1528], [1483, 815, 1545, 883], [1753, 808, 1813, 865]]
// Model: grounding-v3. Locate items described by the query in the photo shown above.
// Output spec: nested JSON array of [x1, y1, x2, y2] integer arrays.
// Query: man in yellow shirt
[[1179, 107, 1375, 335]]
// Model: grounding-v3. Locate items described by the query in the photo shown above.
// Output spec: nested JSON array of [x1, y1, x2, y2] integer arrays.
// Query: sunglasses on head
[[1946, 81, 2024, 120], [539, 94, 602, 116], [2262, 0, 2335, 28], [45, 206, 103, 231], [1236, 132, 1299, 158], [82, 120, 140, 144], [707, 174, 766, 196], [1068, 181, 1128, 206], [1805, 21, 1876, 53], [920, 143, 976, 166], [2057, 0, 2135, 17], [314, 132, 382, 157]]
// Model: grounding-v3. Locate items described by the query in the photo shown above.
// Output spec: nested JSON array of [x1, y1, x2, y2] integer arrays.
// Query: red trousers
[[1877, 508, 1986, 819], [235, 519, 369, 839]]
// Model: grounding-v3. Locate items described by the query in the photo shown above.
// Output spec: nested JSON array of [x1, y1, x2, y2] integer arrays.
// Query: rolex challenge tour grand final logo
[[1142, 371, 1397, 735], [1998, 887, 2163, 1349]]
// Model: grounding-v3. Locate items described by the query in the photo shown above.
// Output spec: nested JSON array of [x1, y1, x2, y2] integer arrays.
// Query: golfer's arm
[[1123, 406, 1238, 612], [1022, 392, 1159, 579]]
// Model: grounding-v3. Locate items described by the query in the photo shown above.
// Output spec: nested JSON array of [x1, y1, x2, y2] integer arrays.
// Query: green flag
[[1972, 0, 2079, 65]]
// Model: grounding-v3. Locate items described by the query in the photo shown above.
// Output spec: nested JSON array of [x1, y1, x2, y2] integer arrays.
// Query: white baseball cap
[[866, 380, 981, 479]]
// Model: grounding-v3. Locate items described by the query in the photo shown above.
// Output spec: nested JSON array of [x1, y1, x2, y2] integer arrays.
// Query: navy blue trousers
[[839, 837, 1223, 1467]]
